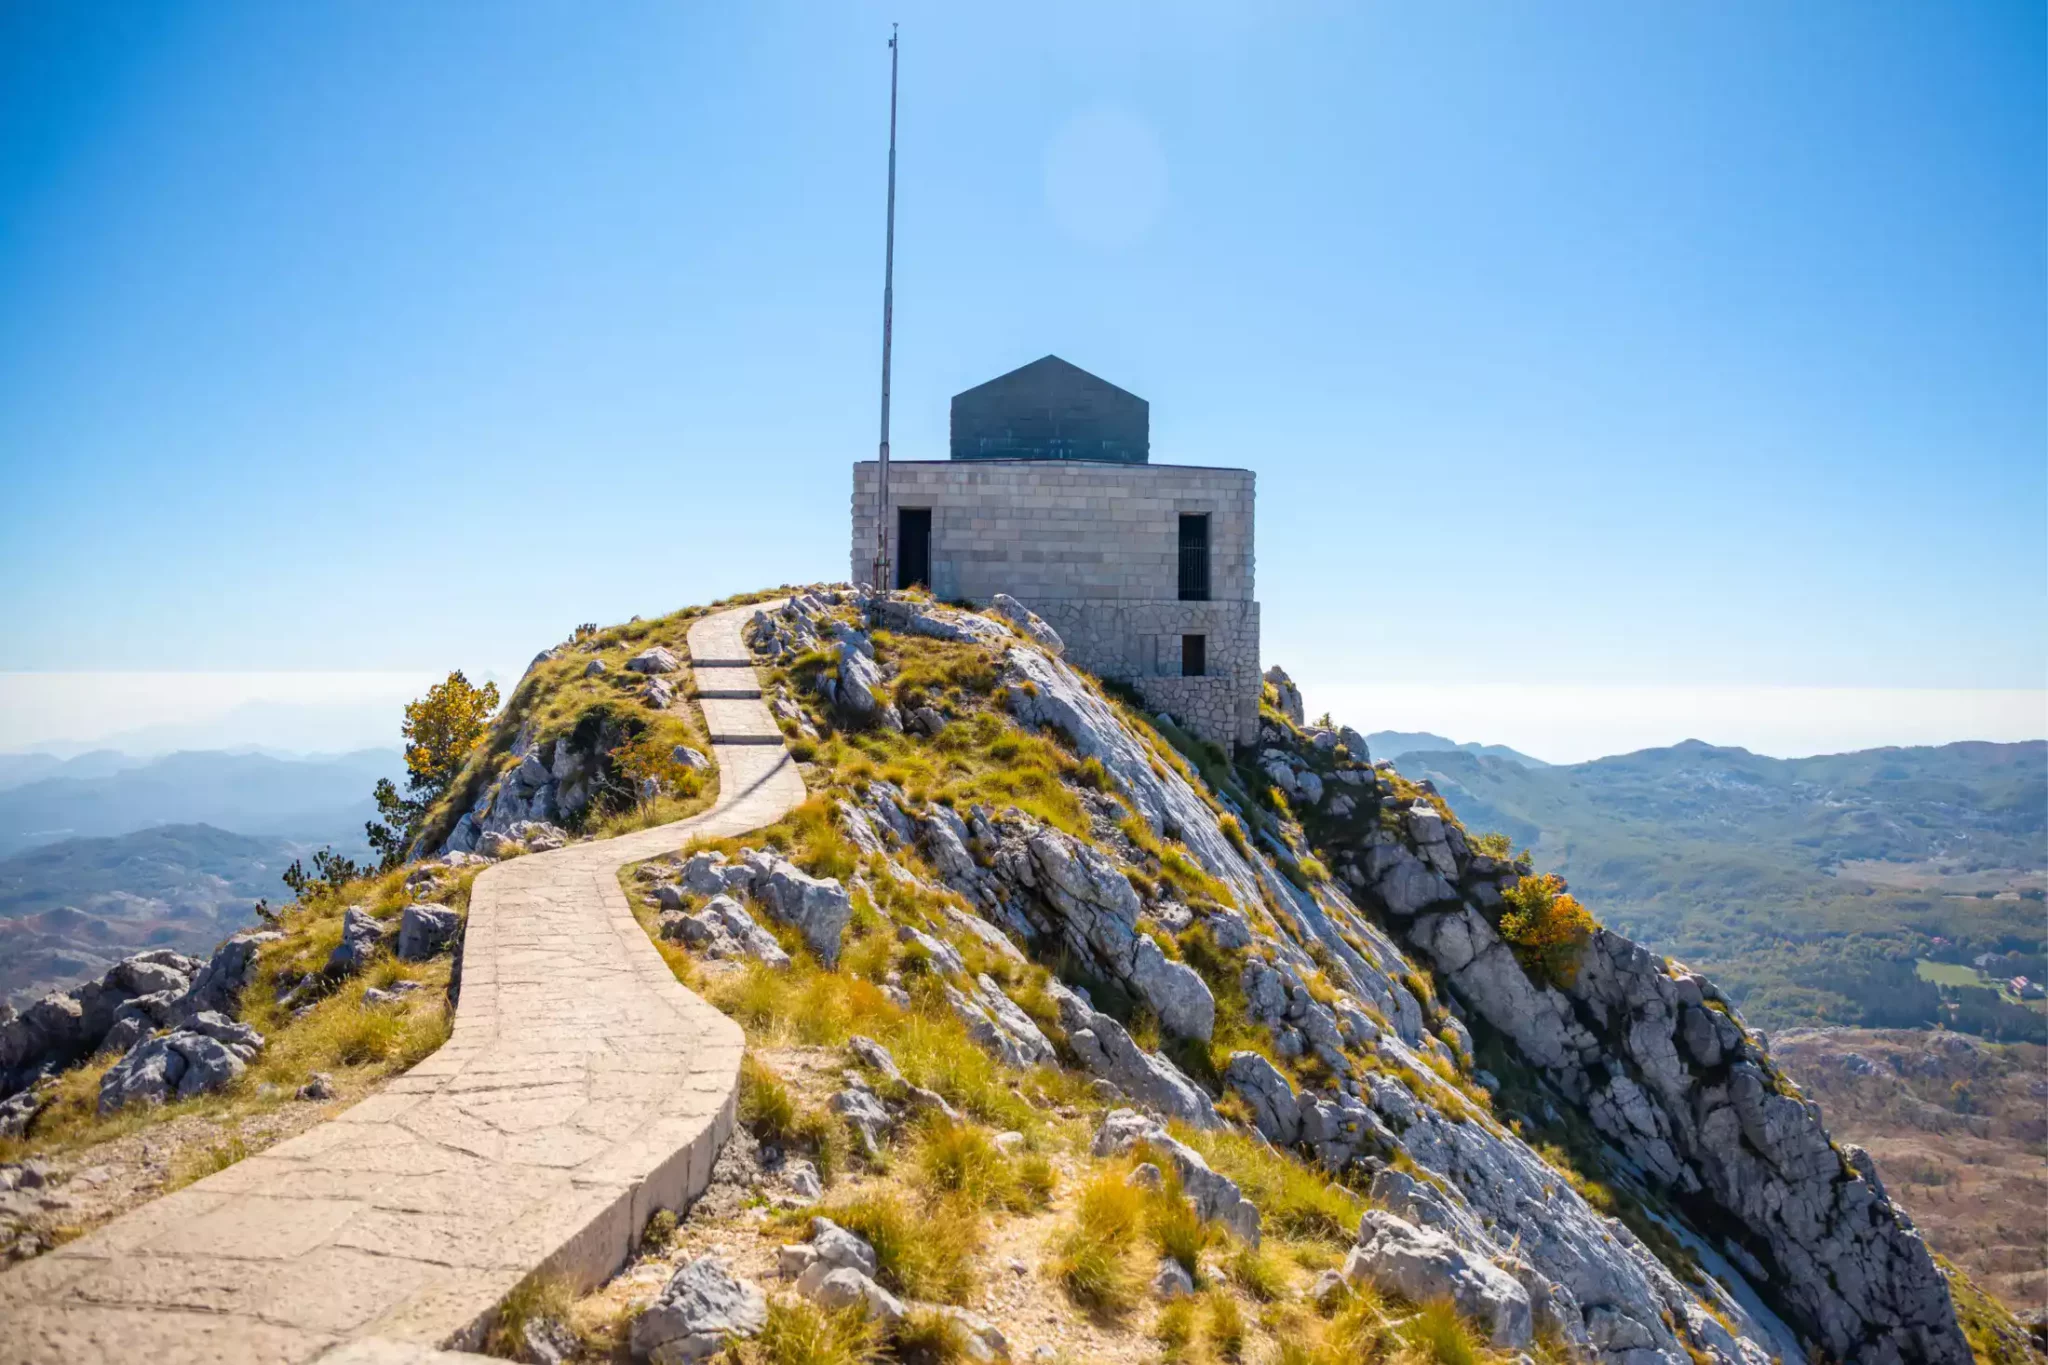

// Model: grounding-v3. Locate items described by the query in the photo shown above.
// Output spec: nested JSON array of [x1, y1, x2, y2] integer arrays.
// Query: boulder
[[672, 745, 712, 773], [1344, 1210, 1532, 1348], [1050, 985, 1219, 1129], [1223, 1051, 1301, 1145], [97, 1012, 265, 1115], [808, 1267, 906, 1328], [397, 902, 461, 961], [1152, 1258, 1194, 1300], [807, 1217, 879, 1277], [325, 906, 384, 976], [847, 1035, 905, 1086], [584, 659, 607, 677], [627, 645, 682, 674], [834, 645, 896, 730], [632, 1257, 768, 1365], [747, 856, 851, 967]]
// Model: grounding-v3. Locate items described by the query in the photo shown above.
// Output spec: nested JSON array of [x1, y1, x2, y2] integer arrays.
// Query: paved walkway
[[1, 605, 805, 1364]]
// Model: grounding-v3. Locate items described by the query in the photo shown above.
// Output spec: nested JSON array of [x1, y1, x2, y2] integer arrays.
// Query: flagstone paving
[[0, 604, 806, 1363]]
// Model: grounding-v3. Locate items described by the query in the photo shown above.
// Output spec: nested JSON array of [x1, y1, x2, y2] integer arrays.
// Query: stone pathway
[[0, 605, 806, 1364]]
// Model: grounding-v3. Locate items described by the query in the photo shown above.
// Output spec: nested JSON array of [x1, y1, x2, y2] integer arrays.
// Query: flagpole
[[875, 24, 899, 590]]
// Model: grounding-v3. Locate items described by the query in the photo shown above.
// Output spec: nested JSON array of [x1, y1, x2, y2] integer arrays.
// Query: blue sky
[[1, 2, 2041, 754]]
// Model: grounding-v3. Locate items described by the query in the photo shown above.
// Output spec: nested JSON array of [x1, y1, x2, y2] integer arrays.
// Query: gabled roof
[[953, 355, 1143, 407]]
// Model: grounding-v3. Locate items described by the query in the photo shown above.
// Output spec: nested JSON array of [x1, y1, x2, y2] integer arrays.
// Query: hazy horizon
[[3, 668, 2040, 768]]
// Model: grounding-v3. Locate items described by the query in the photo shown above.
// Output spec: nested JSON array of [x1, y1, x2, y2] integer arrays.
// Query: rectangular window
[[1178, 514, 1210, 601], [896, 508, 931, 590], [1182, 633, 1207, 678]]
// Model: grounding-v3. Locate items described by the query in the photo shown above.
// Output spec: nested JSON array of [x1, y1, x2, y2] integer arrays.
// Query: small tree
[[1497, 872, 1597, 988], [366, 670, 501, 867]]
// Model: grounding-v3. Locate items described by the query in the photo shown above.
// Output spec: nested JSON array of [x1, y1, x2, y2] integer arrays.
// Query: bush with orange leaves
[[1497, 872, 1597, 988]]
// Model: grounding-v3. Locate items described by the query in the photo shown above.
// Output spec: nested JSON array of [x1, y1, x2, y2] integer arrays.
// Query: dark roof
[[950, 355, 1149, 464]]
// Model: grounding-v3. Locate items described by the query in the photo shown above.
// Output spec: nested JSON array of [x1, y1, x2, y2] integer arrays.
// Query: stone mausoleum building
[[851, 355, 1260, 750]]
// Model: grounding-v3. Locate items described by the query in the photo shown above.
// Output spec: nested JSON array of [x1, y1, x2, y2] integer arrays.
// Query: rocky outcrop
[[1246, 714, 1971, 1365], [673, 850, 851, 967], [0, 932, 280, 1101], [97, 1012, 264, 1114], [661, 894, 791, 969], [988, 593, 1064, 656], [877, 789, 1216, 1042], [326, 905, 385, 976], [1263, 666, 1304, 726], [1001, 646, 1265, 914], [1049, 984, 1218, 1128], [439, 716, 626, 855], [1346, 1210, 1532, 1348]]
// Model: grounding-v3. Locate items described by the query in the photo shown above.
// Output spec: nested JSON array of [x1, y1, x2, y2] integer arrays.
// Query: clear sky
[[2, 2, 2042, 757]]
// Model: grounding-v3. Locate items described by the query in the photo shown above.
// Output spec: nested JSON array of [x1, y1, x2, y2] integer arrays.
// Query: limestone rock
[[999, 646, 1265, 913], [97, 1012, 264, 1115], [325, 906, 384, 976], [1051, 986, 1219, 1129], [1263, 666, 1304, 726], [1092, 1109, 1259, 1245], [1223, 1051, 1301, 1145], [627, 645, 681, 674], [746, 855, 851, 967], [807, 1217, 879, 1278], [632, 1257, 768, 1365], [868, 594, 1009, 647], [397, 902, 461, 961], [989, 593, 1065, 656], [946, 975, 1055, 1069], [1152, 1258, 1194, 1300], [1345, 1210, 1532, 1348], [809, 1266, 906, 1327], [663, 894, 791, 968]]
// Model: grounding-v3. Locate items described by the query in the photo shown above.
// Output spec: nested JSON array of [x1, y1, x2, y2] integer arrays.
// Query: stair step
[[697, 688, 763, 700], [710, 734, 787, 746], [694, 658, 754, 668]]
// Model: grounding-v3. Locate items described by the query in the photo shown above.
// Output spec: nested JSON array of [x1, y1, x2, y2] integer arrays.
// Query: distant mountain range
[[1397, 738, 2048, 1037], [1366, 731, 1549, 769], [0, 823, 321, 1008], [0, 748, 400, 858]]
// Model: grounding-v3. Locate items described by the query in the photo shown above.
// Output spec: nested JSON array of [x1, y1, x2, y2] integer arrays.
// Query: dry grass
[[815, 1186, 983, 1305], [1051, 1168, 1147, 1315], [748, 1298, 884, 1365]]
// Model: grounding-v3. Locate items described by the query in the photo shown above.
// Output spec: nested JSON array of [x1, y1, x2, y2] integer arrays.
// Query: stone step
[[710, 734, 788, 746], [693, 658, 755, 668], [697, 687, 763, 700]]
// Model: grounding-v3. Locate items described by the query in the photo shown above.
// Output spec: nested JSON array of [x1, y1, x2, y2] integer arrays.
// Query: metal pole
[[875, 24, 899, 590]]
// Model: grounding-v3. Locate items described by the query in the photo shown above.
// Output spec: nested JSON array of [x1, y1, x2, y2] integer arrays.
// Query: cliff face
[[736, 589, 1974, 1364], [1255, 702, 1970, 1365]]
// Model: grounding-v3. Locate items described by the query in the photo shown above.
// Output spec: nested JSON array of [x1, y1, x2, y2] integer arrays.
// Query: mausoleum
[[851, 356, 1261, 749]]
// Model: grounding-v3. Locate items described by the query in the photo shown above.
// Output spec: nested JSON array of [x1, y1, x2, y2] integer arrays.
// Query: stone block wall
[[850, 460, 1260, 749]]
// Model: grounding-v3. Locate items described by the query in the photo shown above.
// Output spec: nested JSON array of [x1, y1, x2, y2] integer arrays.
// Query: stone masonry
[[850, 458, 1260, 750]]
